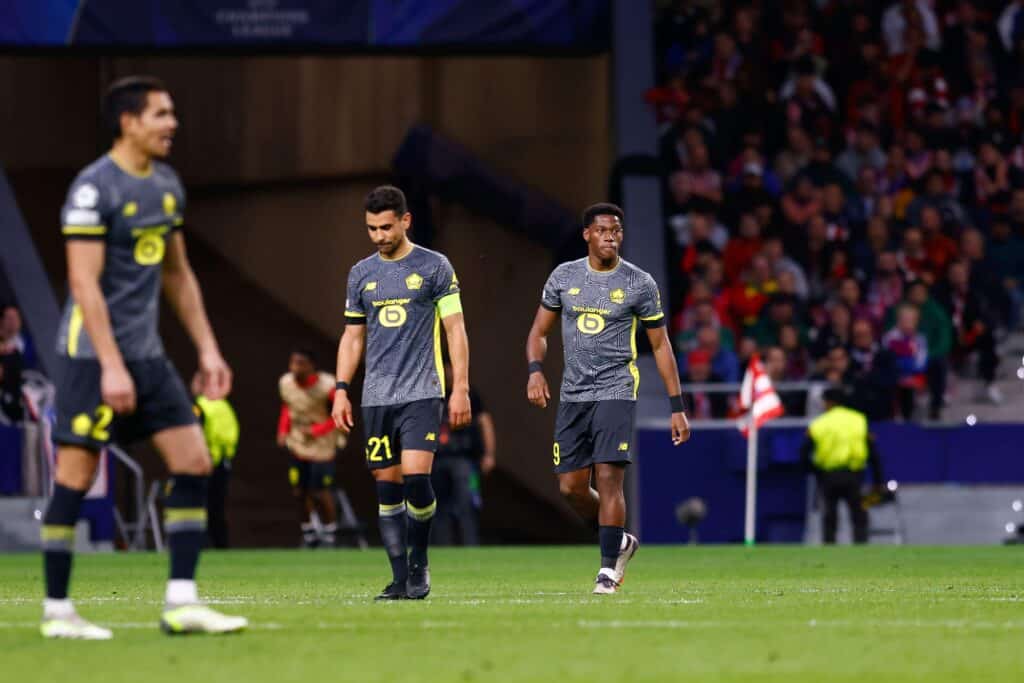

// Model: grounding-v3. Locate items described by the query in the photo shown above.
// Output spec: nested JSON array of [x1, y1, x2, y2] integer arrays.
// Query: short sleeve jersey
[[344, 245, 460, 407], [541, 258, 665, 402], [55, 155, 186, 361]]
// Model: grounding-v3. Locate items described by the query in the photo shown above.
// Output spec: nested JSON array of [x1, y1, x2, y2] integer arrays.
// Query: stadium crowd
[[651, 0, 1024, 420]]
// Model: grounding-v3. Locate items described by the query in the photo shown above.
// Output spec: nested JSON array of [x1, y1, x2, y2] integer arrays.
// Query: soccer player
[[526, 203, 691, 594], [42, 76, 247, 638], [332, 185, 470, 600], [277, 348, 343, 548]]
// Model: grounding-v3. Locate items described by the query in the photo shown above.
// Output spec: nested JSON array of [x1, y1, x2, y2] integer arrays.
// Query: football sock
[[404, 474, 436, 568], [164, 474, 208, 582], [42, 483, 86, 600], [377, 481, 408, 583], [599, 526, 625, 572], [322, 522, 338, 546], [301, 522, 318, 546]]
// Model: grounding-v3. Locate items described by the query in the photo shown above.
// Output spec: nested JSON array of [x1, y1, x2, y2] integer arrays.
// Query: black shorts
[[361, 398, 444, 470], [54, 356, 197, 453], [288, 458, 335, 491], [552, 400, 636, 474]]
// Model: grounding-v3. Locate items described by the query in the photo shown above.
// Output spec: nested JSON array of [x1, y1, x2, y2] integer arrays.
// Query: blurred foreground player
[[333, 186, 471, 600], [43, 76, 246, 638], [526, 203, 691, 594], [801, 387, 885, 544], [278, 349, 343, 547]]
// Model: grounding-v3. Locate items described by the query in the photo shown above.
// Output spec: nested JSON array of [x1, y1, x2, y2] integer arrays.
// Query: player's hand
[[527, 372, 550, 408], [480, 453, 496, 475], [332, 392, 354, 433], [198, 350, 232, 400], [671, 411, 691, 446], [449, 388, 472, 429], [101, 363, 136, 414]]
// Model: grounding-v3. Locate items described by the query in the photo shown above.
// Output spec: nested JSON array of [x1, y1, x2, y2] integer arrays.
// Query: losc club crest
[[610, 288, 625, 304], [405, 273, 423, 290], [163, 192, 177, 216]]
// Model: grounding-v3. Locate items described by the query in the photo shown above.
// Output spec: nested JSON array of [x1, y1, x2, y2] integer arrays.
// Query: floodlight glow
[[966, 414, 978, 426]]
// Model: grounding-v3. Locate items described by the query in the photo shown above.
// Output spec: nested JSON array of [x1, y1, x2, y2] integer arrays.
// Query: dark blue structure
[[637, 423, 1024, 544]]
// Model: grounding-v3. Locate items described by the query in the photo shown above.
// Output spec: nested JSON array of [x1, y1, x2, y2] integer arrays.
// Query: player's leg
[[206, 461, 229, 549], [397, 399, 444, 599], [42, 358, 112, 639], [591, 400, 640, 593], [142, 360, 245, 634], [40, 446, 111, 639], [365, 403, 408, 599], [372, 465, 408, 599], [554, 401, 599, 523], [310, 461, 338, 547], [152, 424, 246, 633]]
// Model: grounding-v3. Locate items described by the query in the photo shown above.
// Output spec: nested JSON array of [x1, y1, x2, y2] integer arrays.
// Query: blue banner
[[0, 1, 609, 49]]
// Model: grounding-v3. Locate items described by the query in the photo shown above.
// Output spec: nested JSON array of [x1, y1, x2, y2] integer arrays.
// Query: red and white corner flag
[[738, 353, 784, 437]]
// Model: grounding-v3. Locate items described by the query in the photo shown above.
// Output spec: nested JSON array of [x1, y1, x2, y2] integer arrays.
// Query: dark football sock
[[164, 474, 209, 581], [599, 526, 624, 571], [42, 484, 86, 600], [377, 480, 408, 583], [404, 474, 436, 568]]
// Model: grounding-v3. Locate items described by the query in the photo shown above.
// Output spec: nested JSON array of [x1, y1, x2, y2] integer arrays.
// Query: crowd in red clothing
[[652, 0, 1024, 421]]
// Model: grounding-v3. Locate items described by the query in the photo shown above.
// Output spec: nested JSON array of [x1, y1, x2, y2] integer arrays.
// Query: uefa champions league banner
[[0, 0, 609, 49]]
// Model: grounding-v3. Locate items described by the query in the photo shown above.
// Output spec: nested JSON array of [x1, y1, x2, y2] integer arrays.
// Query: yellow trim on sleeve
[[640, 312, 665, 322], [628, 316, 640, 399], [62, 225, 107, 235], [344, 310, 367, 318], [436, 292, 463, 319], [67, 304, 83, 357], [433, 309, 445, 396]]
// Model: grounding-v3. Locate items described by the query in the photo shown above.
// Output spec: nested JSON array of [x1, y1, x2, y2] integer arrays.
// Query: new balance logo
[[618, 442, 629, 451], [425, 432, 437, 441]]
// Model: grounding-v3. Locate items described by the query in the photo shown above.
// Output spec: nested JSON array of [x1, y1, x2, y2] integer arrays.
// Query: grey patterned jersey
[[56, 155, 186, 361], [541, 257, 666, 402], [344, 245, 461, 407]]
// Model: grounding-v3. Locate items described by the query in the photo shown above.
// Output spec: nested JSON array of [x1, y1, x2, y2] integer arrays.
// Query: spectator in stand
[[836, 122, 886, 182], [676, 299, 735, 355], [1, 304, 36, 370], [973, 137, 1012, 218], [775, 125, 814, 185], [849, 317, 898, 420], [0, 305, 25, 423], [883, 0, 942, 56], [669, 141, 723, 212], [680, 349, 729, 420], [763, 344, 806, 416], [781, 174, 822, 233], [763, 235, 809, 301], [904, 128, 934, 182], [961, 227, 1013, 328], [935, 259, 1003, 404], [882, 303, 930, 420], [899, 281, 953, 420], [852, 216, 894, 282], [723, 213, 763, 282], [848, 166, 883, 229], [779, 323, 811, 381], [919, 205, 960, 280], [907, 169, 969, 228], [811, 303, 853, 370], [728, 254, 778, 336], [867, 251, 906, 327], [897, 226, 933, 283], [836, 277, 873, 324], [987, 217, 1024, 328], [753, 294, 804, 348]]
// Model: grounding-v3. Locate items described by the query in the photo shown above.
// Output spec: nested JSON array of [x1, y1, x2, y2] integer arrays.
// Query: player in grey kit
[[332, 185, 471, 600], [526, 203, 691, 594], [42, 76, 246, 638]]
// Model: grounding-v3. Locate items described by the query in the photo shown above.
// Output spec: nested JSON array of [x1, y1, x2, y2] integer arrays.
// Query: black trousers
[[817, 469, 868, 544], [431, 456, 480, 546], [207, 461, 231, 549]]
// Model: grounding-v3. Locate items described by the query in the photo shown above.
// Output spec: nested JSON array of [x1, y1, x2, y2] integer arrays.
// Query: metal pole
[[744, 423, 758, 546]]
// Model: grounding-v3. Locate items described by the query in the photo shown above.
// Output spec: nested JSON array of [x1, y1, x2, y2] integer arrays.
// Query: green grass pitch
[[2, 546, 1023, 682]]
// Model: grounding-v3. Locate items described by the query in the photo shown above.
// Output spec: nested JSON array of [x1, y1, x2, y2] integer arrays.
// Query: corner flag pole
[[744, 421, 757, 546]]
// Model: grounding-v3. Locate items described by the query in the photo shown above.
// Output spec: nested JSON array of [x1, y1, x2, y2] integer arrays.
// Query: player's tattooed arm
[[67, 240, 137, 414], [331, 324, 365, 432], [162, 232, 232, 399], [645, 325, 691, 446], [526, 305, 558, 408], [443, 312, 472, 429]]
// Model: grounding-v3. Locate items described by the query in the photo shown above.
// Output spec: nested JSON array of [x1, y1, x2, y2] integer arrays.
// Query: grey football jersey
[[541, 258, 665, 402], [344, 245, 460, 407], [56, 155, 186, 361]]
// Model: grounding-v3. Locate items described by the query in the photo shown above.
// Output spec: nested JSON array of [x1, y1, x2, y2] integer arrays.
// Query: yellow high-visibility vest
[[194, 396, 239, 466], [808, 405, 868, 472]]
